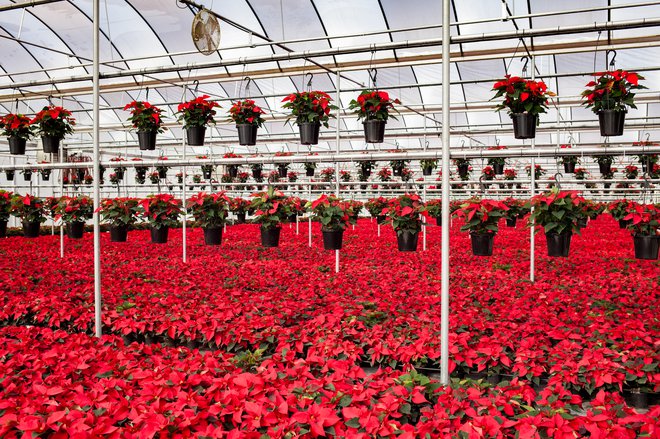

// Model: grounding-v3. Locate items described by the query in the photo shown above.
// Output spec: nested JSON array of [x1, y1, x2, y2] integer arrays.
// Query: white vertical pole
[[308, 184, 312, 247], [335, 72, 341, 273], [59, 147, 64, 258], [181, 88, 188, 263], [92, 0, 102, 338], [423, 118, 428, 251], [440, 0, 451, 386], [530, 56, 536, 283]]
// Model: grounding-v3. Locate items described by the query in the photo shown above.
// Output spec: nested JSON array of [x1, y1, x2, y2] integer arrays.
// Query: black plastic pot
[[306, 168, 315, 177], [202, 168, 213, 180], [237, 124, 258, 146], [5, 170, 14, 181], [618, 218, 632, 229], [363, 120, 386, 143], [563, 161, 576, 174], [623, 390, 649, 410], [77, 169, 86, 182], [598, 162, 612, 175], [361, 166, 372, 178], [376, 215, 387, 225], [299, 122, 320, 145], [493, 163, 504, 175], [137, 130, 157, 151], [392, 166, 404, 177], [22, 221, 41, 238], [260, 226, 281, 247], [278, 165, 288, 179], [186, 126, 206, 146], [470, 232, 494, 256], [23, 172, 32, 182], [506, 217, 517, 228], [109, 225, 128, 242], [322, 229, 344, 250], [42, 136, 61, 154], [0, 221, 7, 238], [9, 136, 26, 155], [236, 212, 246, 224], [41, 171, 51, 181], [66, 221, 85, 239], [203, 227, 223, 245], [158, 168, 167, 179], [150, 226, 169, 244], [422, 166, 433, 176], [287, 214, 297, 223], [633, 235, 659, 260], [546, 231, 572, 257], [397, 230, 419, 252], [136, 168, 147, 180], [435, 216, 442, 227], [115, 169, 125, 180], [458, 164, 469, 178], [598, 109, 625, 137], [511, 113, 537, 139], [228, 165, 239, 178], [252, 168, 262, 179]]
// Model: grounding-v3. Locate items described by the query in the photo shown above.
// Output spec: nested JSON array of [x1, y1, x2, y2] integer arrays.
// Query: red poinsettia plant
[[491, 75, 554, 117], [364, 197, 389, 217], [55, 195, 93, 223], [123, 101, 167, 133], [176, 95, 220, 128], [186, 192, 230, 228], [457, 199, 509, 234], [382, 194, 427, 234], [348, 90, 400, 122], [10, 193, 45, 223], [528, 188, 586, 235], [0, 190, 13, 222], [0, 113, 33, 139], [98, 197, 141, 227], [504, 169, 517, 180], [228, 100, 266, 127], [307, 195, 350, 232], [249, 186, 290, 229], [623, 203, 659, 236], [31, 106, 75, 139], [281, 91, 337, 127], [581, 69, 646, 113], [228, 197, 251, 214], [139, 194, 182, 229]]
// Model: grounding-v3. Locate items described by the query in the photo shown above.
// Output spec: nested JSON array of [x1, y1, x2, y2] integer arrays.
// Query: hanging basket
[[228, 165, 239, 178], [186, 126, 207, 146], [299, 122, 320, 145], [9, 136, 26, 155], [396, 230, 419, 252], [150, 226, 169, 244], [5, 170, 14, 181], [237, 124, 258, 146], [598, 162, 612, 175], [23, 172, 32, 182], [598, 109, 625, 137], [511, 113, 537, 139], [633, 235, 659, 260], [278, 165, 288, 179], [202, 168, 213, 180], [363, 120, 386, 143], [236, 212, 246, 224], [322, 229, 344, 250], [22, 221, 41, 238], [260, 226, 281, 248], [252, 168, 262, 179], [137, 130, 157, 151], [392, 166, 403, 177], [203, 227, 223, 246], [110, 225, 128, 242], [158, 168, 167, 179], [563, 161, 576, 174], [493, 163, 504, 175], [66, 222, 85, 239], [422, 166, 433, 176], [546, 231, 572, 257], [470, 232, 494, 256], [306, 168, 315, 177], [458, 164, 469, 178], [42, 136, 61, 154]]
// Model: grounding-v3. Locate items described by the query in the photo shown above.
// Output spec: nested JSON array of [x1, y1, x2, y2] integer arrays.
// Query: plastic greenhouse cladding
[[0, 0, 659, 437]]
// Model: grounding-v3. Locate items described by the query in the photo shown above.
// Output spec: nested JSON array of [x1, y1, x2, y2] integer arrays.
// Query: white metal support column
[[529, 55, 536, 283], [440, 0, 451, 386], [92, 0, 102, 338], [335, 73, 341, 273]]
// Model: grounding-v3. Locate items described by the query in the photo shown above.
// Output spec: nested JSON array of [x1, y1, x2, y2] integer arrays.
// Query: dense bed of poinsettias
[[0, 216, 659, 437]]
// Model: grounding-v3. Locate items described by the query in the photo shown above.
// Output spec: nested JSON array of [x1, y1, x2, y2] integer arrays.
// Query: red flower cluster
[[348, 90, 401, 122], [228, 99, 266, 127], [177, 95, 220, 128], [0, 113, 33, 138], [123, 101, 166, 133], [281, 91, 336, 127], [582, 69, 646, 113], [492, 75, 554, 116]]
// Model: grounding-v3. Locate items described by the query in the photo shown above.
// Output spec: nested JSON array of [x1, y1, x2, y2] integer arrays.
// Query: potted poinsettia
[[623, 202, 659, 260], [5, 170, 15, 181], [320, 167, 335, 183], [283, 196, 304, 223], [358, 160, 377, 178], [382, 194, 426, 252], [304, 153, 319, 176], [525, 164, 545, 181], [307, 194, 350, 250], [123, 101, 166, 151], [139, 194, 182, 244], [426, 199, 442, 226], [229, 197, 250, 224], [274, 151, 293, 178], [132, 158, 148, 184], [348, 90, 400, 143], [281, 91, 337, 145], [0, 113, 34, 155], [558, 144, 579, 173], [365, 197, 389, 225], [250, 187, 290, 247], [110, 157, 127, 180], [0, 190, 12, 238], [454, 158, 471, 179], [176, 95, 220, 146], [420, 159, 438, 176], [55, 195, 93, 239], [582, 69, 646, 136], [502, 197, 526, 227], [481, 166, 495, 184], [487, 145, 507, 174], [456, 199, 508, 256], [228, 100, 265, 146], [10, 194, 46, 237], [528, 188, 586, 257], [186, 192, 229, 245], [491, 76, 554, 139], [32, 105, 75, 153], [156, 157, 169, 179], [503, 169, 518, 189], [223, 152, 242, 178], [149, 171, 160, 184], [98, 197, 140, 242]]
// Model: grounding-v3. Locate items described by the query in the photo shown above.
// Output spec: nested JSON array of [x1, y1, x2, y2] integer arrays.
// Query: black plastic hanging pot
[[563, 161, 576, 174], [158, 168, 167, 179], [137, 130, 157, 151], [150, 226, 169, 244], [252, 167, 262, 179], [278, 165, 288, 179], [228, 165, 239, 178], [136, 168, 147, 181], [260, 226, 281, 247], [22, 221, 41, 238], [435, 216, 442, 227], [23, 172, 32, 182], [203, 227, 223, 245], [237, 124, 258, 146], [77, 169, 86, 182], [493, 163, 504, 175], [236, 212, 246, 224], [115, 169, 125, 180], [633, 235, 659, 260], [41, 171, 51, 181], [598, 109, 625, 137], [8, 136, 26, 155], [470, 232, 494, 256], [361, 166, 372, 178], [110, 225, 128, 242], [287, 214, 297, 223], [0, 221, 7, 238], [322, 229, 344, 250], [306, 167, 315, 177], [42, 136, 61, 154], [363, 120, 386, 143], [546, 231, 572, 257], [376, 215, 387, 225], [422, 166, 433, 176], [299, 122, 320, 145], [511, 113, 537, 139], [397, 230, 419, 252], [392, 166, 403, 177], [66, 221, 85, 239], [618, 218, 632, 229], [506, 217, 517, 228], [598, 162, 612, 175], [5, 170, 14, 181], [458, 164, 469, 178], [186, 126, 206, 146], [202, 168, 213, 180]]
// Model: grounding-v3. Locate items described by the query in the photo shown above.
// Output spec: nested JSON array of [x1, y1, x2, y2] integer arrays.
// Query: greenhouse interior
[[0, 0, 659, 436]]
